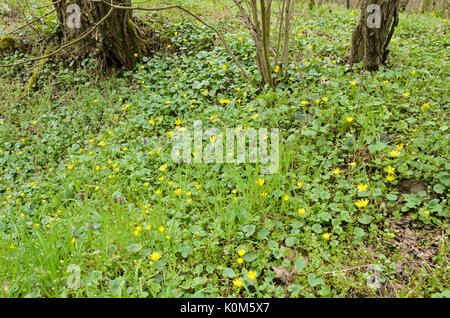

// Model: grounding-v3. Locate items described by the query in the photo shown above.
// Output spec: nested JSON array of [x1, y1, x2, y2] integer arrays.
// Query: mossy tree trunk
[[349, 0, 399, 71], [52, 0, 147, 69]]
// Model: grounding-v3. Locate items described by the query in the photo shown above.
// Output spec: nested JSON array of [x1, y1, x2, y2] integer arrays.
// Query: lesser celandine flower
[[332, 169, 341, 175], [386, 166, 396, 174], [323, 233, 331, 239], [237, 249, 246, 257], [298, 208, 306, 215], [390, 150, 400, 157], [258, 178, 265, 186], [395, 143, 404, 150], [355, 199, 369, 208], [357, 184, 369, 192], [233, 277, 243, 288], [386, 175, 396, 182], [248, 271, 257, 281], [150, 252, 161, 262], [237, 258, 243, 264]]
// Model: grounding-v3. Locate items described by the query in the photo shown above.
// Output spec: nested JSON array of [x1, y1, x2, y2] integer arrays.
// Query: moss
[[0, 36, 16, 52], [23, 47, 51, 95]]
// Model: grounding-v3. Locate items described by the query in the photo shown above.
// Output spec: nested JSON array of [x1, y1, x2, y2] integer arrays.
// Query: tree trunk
[[349, 0, 399, 71], [52, 0, 148, 69]]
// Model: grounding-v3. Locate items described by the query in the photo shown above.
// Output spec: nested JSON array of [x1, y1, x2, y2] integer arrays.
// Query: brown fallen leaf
[[272, 265, 294, 285]]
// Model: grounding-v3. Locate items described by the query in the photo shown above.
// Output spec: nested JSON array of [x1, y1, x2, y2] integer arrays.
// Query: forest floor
[[0, 1, 448, 297]]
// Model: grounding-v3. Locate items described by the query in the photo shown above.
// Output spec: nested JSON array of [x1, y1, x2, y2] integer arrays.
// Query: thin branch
[[3, 9, 56, 36], [0, 7, 114, 68]]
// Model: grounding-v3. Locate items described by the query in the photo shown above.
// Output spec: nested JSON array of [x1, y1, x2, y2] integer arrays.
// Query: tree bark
[[52, 0, 148, 69], [349, 0, 399, 71]]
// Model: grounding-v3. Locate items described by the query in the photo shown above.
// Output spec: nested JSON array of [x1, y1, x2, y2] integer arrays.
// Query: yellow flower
[[159, 164, 168, 172], [222, 64, 227, 71], [300, 100, 308, 105], [174, 188, 182, 195], [150, 252, 162, 262], [210, 135, 216, 143], [237, 249, 246, 257], [323, 233, 331, 239], [332, 169, 341, 175], [355, 199, 369, 208], [233, 277, 243, 288], [158, 226, 165, 233], [274, 65, 280, 73], [386, 174, 396, 182], [386, 166, 396, 174], [258, 178, 265, 186], [402, 92, 410, 97], [350, 81, 357, 86], [98, 141, 106, 147], [349, 162, 357, 167], [389, 150, 400, 157], [261, 192, 268, 197], [421, 102, 430, 110], [283, 195, 290, 201], [71, 238, 76, 244], [297, 181, 303, 188], [237, 257, 244, 264], [411, 70, 416, 75], [248, 271, 257, 281], [423, 210, 430, 215], [357, 184, 369, 192], [298, 208, 306, 215], [67, 165, 73, 170], [346, 116, 354, 123]]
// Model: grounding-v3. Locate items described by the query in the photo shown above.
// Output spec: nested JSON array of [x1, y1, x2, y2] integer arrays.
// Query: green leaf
[[294, 260, 307, 272], [181, 245, 192, 258], [358, 214, 373, 225], [127, 243, 142, 253], [222, 268, 236, 278], [257, 228, 270, 240], [307, 273, 324, 287], [433, 183, 445, 194], [312, 224, 323, 234]]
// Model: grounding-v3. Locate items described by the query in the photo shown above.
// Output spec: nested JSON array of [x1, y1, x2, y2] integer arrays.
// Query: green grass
[[0, 1, 449, 298]]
